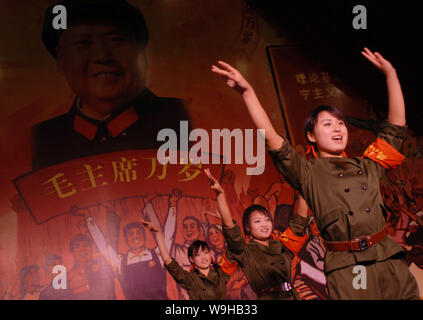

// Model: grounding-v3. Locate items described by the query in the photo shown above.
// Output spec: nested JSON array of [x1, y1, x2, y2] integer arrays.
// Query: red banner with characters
[[14, 150, 219, 224]]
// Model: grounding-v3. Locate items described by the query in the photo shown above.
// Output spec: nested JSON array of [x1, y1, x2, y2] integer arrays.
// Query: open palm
[[361, 47, 395, 75], [211, 61, 251, 94]]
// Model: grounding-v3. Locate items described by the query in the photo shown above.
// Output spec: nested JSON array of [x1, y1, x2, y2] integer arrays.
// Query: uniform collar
[[318, 156, 363, 170], [72, 98, 140, 141], [249, 237, 281, 254], [193, 264, 218, 279]]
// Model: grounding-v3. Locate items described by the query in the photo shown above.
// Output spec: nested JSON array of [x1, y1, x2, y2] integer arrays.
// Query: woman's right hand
[[204, 168, 224, 195], [139, 219, 160, 233], [211, 61, 252, 94]]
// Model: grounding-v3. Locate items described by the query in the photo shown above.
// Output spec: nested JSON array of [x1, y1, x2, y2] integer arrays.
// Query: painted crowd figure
[[72, 200, 176, 300]]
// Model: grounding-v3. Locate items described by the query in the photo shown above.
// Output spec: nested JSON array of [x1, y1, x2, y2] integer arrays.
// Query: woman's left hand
[[361, 47, 396, 76]]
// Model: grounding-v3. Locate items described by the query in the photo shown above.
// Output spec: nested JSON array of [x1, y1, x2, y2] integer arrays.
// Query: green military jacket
[[223, 215, 308, 299], [165, 259, 230, 300], [267, 121, 407, 273]]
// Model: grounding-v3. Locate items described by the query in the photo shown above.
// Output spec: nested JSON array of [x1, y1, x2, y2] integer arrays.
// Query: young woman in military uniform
[[204, 168, 309, 300], [211, 48, 420, 299], [140, 219, 230, 300]]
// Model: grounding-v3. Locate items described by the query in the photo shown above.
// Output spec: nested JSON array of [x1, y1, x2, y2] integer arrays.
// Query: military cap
[[42, 0, 149, 58]]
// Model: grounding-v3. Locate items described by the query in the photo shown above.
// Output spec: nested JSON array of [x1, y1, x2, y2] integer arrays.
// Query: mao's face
[[57, 22, 147, 113]]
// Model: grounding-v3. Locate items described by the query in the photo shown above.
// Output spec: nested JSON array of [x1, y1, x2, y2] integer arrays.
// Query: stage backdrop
[[0, 0, 422, 300]]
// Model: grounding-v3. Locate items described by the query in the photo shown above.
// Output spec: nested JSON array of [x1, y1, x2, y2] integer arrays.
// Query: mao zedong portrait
[[33, 0, 190, 170]]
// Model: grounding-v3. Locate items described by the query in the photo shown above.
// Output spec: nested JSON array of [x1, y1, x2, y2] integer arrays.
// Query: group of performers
[[140, 48, 420, 300]]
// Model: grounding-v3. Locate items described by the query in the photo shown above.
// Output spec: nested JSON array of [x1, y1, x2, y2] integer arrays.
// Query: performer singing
[[211, 48, 420, 299]]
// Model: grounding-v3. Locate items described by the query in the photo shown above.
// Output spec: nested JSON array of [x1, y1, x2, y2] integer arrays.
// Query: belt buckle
[[356, 236, 370, 251], [280, 282, 292, 292]]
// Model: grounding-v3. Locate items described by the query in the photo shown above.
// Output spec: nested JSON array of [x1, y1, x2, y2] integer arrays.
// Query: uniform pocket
[[316, 208, 345, 241]]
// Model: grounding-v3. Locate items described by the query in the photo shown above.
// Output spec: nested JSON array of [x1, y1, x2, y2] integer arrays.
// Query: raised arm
[[140, 219, 172, 266], [70, 206, 121, 274], [141, 219, 193, 290], [361, 48, 406, 126], [211, 61, 284, 150], [143, 198, 176, 253], [204, 168, 234, 228]]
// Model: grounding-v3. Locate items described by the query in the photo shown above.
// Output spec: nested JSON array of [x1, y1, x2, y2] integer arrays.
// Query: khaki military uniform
[[267, 121, 420, 299], [223, 215, 308, 300], [165, 259, 230, 300]]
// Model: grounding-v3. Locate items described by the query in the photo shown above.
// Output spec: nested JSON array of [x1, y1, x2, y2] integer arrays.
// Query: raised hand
[[204, 168, 224, 195], [144, 193, 157, 204], [139, 219, 160, 233], [212, 60, 284, 150], [204, 168, 234, 228], [362, 47, 405, 126], [141, 219, 172, 265], [361, 47, 396, 75], [169, 189, 182, 207], [211, 61, 252, 94]]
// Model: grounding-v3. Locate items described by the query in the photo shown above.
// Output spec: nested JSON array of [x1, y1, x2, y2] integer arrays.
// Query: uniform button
[[365, 208, 371, 213], [344, 187, 350, 192], [348, 211, 354, 216], [357, 170, 363, 175], [362, 185, 368, 191], [338, 173, 344, 177], [122, 132, 127, 136], [280, 260, 285, 265]]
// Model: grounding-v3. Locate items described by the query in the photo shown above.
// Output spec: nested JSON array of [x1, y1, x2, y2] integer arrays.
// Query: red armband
[[272, 228, 308, 256], [218, 252, 239, 276], [362, 137, 405, 169]]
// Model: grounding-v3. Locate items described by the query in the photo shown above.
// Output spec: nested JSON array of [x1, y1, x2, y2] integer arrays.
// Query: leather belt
[[257, 282, 293, 298], [325, 227, 389, 252]]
